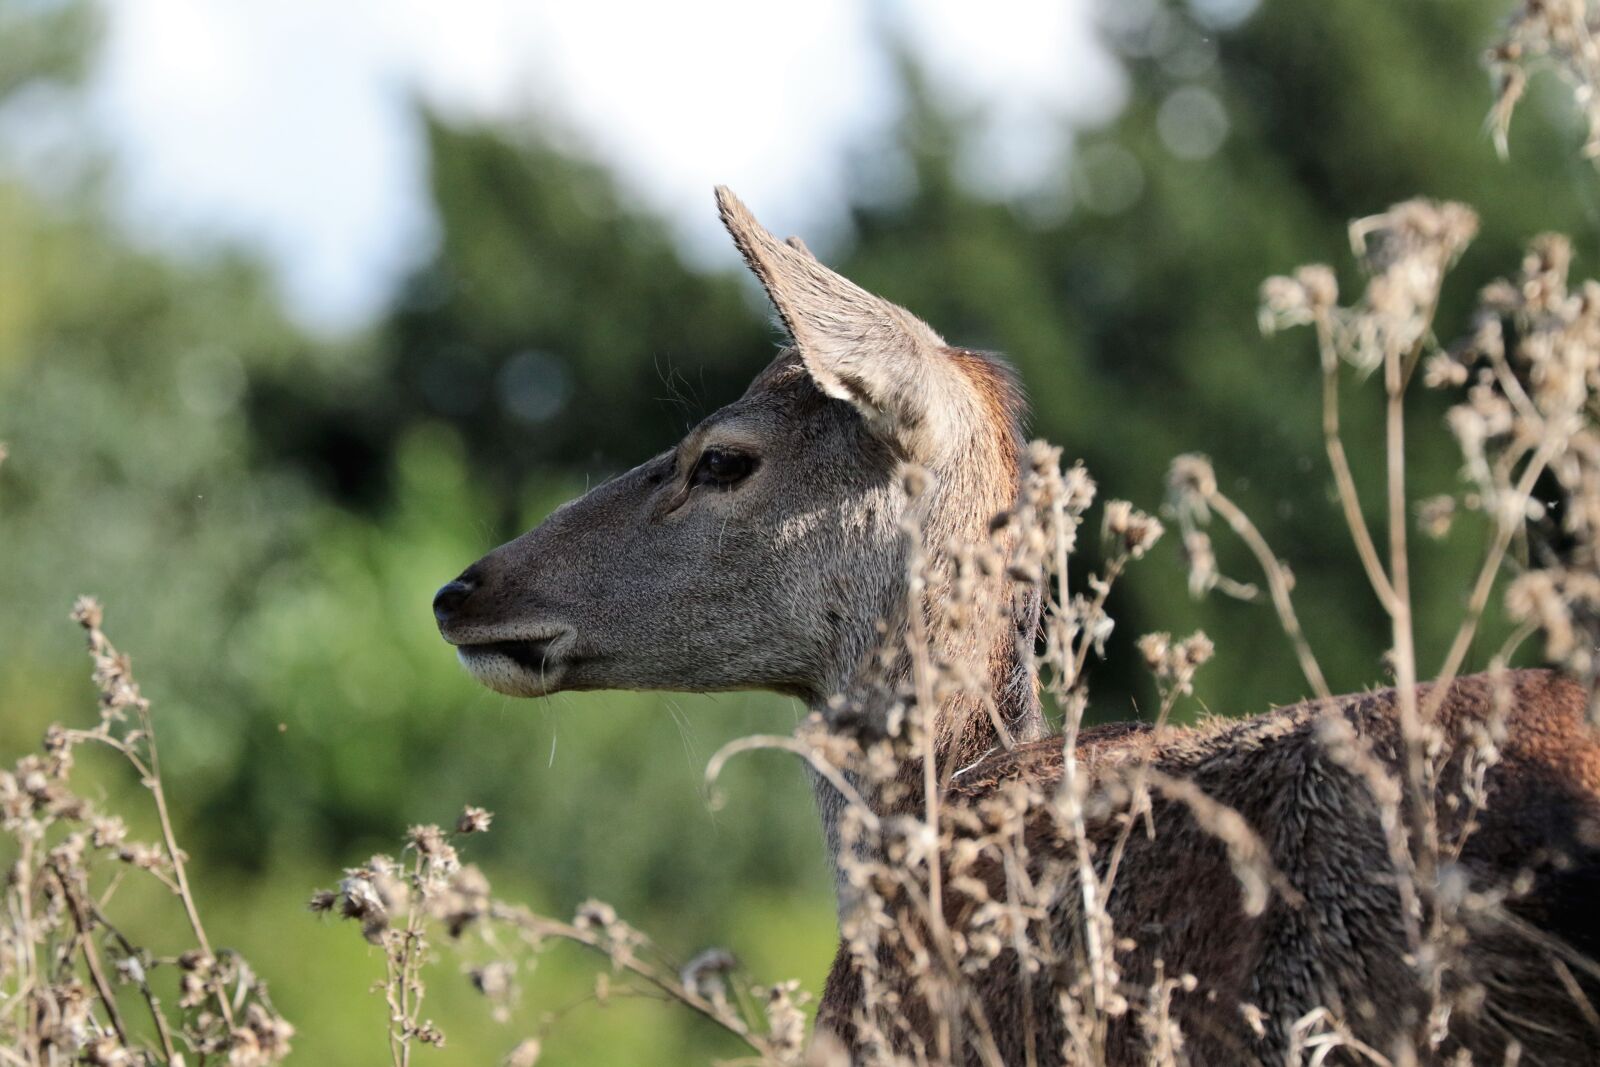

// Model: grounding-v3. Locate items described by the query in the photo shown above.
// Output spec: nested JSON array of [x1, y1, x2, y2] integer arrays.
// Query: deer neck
[[807, 556, 1044, 891]]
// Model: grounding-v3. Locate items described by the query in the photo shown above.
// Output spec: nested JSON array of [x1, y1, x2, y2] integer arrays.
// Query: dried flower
[[1167, 454, 1217, 516], [1137, 631, 1214, 696], [1417, 496, 1457, 539], [1490, 1, 1600, 158], [336, 872, 391, 943], [680, 947, 738, 1001], [228, 1003, 294, 1066], [504, 1038, 542, 1067], [1423, 352, 1470, 389], [573, 899, 618, 934], [1102, 500, 1164, 560], [762, 980, 809, 1060], [1258, 264, 1338, 335]]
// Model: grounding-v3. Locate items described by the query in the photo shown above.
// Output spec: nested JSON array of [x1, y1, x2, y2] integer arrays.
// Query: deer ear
[[716, 185, 958, 459]]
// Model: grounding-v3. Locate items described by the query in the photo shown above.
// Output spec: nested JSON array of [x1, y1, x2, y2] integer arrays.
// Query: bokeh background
[[1, 0, 1594, 1062]]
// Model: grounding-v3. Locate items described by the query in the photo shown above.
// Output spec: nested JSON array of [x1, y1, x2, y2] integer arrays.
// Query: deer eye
[[691, 448, 757, 489]]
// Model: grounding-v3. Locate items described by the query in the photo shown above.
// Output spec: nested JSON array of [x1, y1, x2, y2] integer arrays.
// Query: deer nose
[[432, 575, 478, 626]]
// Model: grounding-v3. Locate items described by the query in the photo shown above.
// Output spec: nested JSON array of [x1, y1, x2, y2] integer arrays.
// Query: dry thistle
[[1101, 499, 1164, 560], [316, 815, 814, 1066], [1136, 631, 1215, 697], [1489, 0, 1600, 158], [1, 600, 290, 1066]]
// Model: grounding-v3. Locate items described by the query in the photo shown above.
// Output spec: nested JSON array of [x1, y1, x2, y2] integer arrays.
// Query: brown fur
[[819, 671, 1600, 1064]]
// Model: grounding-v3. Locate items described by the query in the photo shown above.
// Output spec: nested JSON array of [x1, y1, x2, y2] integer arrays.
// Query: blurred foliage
[[0, 0, 96, 97], [250, 116, 775, 516], [5, 0, 1600, 1062]]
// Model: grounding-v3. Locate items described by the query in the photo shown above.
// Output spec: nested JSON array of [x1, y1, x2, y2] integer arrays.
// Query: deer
[[430, 187, 1600, 1065]]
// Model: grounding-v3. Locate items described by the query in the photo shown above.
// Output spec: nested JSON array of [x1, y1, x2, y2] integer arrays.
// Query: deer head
[[433, 188, 1035, 739]]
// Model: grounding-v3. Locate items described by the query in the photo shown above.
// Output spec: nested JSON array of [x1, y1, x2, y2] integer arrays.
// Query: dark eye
[[691, 448, 757, 489]]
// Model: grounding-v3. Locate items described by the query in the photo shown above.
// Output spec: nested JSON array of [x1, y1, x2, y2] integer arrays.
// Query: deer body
[[432, 189, 1600, 1064], [816, 671, 1600, 1064]]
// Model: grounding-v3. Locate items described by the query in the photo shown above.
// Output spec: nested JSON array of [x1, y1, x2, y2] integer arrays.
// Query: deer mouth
[[452, 631, 577, 697], [468, 639, 558, 671]]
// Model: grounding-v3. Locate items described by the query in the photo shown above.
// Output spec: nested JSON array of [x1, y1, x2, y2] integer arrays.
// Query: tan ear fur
[[715, 185, 957, 457]]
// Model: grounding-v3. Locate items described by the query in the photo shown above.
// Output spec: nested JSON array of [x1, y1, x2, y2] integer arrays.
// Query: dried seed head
[[1137, 631, 1214, 695], [1423, 352, 1470, 389], [1059, 461, 1098, 515], [760, 980, 810, 1060], [1506, 570, 1577, 661], [114, 955, 145, 986], [410, 1020, 445, 1047], [90, 815, 127, 850], [408, 824, 446, 857], [1296, 264, 1338, 311], [1258, 265, 1337, 334], [1102, 500, 1164, 560], [469, 960, 516, 1000], [228, 1003, 295, 1066], [431, 863, 491, 938], [1259, 276, 1307, 335], [1417, 496, 1457, 539], [336, 872, 392, 943], [116, 842, 164, 871], [1137, 632, 1171, 674], [504, 1038, 542, 1067], [680, 947, 739, 1000], [1027, 440, 1063, 477], [1353, 199, 1478, 273], [1179, 631, 1215, 670], [70, 596, 103, 632], [1167, 454, 1218, 523], [573, 899, 619, 934], [407, 824, 461, 879]]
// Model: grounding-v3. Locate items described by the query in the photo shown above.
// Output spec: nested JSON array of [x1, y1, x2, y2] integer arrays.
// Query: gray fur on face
[[446, 354, 912, 705], [438, 188, 1033, 721]]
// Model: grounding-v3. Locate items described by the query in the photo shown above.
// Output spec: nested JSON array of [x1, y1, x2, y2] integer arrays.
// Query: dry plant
[[1489, 0, 1600, 158], [0, 598, 291, 1066], [1181, 195, 1600, 1059], [310, 812, 812, 1067]]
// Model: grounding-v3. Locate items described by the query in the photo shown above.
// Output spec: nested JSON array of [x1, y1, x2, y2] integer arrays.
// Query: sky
[[67, 0, 1244, 332]]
